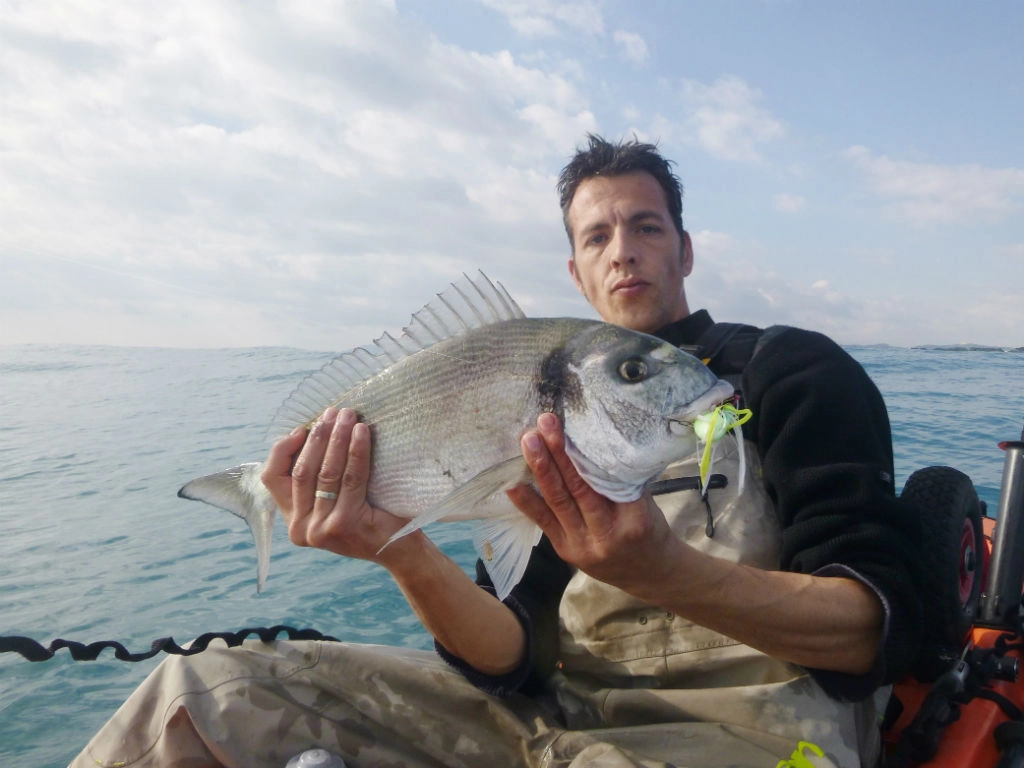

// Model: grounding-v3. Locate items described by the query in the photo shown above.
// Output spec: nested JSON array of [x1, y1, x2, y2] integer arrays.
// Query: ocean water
[[1, 343, 1022, 766]]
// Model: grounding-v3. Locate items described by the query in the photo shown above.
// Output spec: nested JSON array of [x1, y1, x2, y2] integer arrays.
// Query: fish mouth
[[668, 380, 736, 436]]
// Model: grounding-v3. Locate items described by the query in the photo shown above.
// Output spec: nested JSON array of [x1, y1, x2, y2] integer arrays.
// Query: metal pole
[[979, 438, 1024, 628]]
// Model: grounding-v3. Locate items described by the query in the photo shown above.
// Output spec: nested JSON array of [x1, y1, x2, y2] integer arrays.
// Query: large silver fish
[[179, 272, 734, 599]]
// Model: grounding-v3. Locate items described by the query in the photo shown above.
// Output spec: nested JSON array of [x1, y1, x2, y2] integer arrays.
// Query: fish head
[[558, 323, 734, 501]]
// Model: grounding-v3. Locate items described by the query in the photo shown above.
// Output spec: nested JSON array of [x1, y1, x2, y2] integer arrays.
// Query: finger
[[317, 408, 358, 500], [291, 407, 338, 516], [338, 421, 372, 504], [506, 482, 565, 550], [261, 427, 307, 510], [535, 412, 602, 504], [519, 425, 586, 535]]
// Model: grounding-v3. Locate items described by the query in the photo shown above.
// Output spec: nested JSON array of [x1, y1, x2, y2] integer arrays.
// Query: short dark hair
[[557, 134, 684, 247]]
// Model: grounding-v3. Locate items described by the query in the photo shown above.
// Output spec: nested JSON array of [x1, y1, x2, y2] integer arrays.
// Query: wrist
[[627, 536, 734, 612], [374, 529, 436, 576]]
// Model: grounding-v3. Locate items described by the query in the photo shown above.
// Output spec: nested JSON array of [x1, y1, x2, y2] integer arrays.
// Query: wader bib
[[548, 440, 885, 767]]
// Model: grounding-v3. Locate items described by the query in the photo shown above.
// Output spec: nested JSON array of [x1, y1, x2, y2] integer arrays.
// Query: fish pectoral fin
[[178, 462, 277, 593], [380, 455, 532, 550], [472, 514, 543, 601]]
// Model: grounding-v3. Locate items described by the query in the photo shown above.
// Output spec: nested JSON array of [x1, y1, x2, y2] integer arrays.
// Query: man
[[72, 136, 921, 768]]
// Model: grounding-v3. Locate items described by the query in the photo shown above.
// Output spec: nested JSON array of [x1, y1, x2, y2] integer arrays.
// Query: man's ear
[[681, 231, 694, 277], [568, 257, 586, 296]]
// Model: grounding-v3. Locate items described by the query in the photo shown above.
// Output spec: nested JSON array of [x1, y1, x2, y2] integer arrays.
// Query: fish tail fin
[[178, 462, 277, 592]]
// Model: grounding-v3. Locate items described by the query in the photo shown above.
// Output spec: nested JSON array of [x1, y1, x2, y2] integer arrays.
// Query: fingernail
[[338, 408, 357, 426], [522, 432, 542, 454], [538, 412, 559, 432]]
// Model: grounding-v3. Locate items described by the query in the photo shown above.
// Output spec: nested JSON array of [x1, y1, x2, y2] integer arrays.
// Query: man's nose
[[608, 231, 637, 266]]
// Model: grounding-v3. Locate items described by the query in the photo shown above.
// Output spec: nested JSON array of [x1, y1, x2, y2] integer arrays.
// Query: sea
[[1, 343, 1023, 766]]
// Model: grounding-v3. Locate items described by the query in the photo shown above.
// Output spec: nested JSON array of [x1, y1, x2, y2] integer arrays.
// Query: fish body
[[179, 273, 733, 599]]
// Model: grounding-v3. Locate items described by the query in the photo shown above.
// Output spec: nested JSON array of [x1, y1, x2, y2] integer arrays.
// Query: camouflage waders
[[72, 444, 873, 768]]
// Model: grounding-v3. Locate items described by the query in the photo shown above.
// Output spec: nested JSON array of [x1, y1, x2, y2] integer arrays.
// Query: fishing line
[[0, 625, 339, 663]]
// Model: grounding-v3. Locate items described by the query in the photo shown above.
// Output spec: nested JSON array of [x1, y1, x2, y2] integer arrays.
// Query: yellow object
[[776, 740, 827, 768], [694, 403, 751, 487]]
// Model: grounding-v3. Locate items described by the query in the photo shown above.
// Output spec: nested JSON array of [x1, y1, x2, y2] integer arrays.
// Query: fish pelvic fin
[[178, 462, 277, 593], [379, 455, 539, 599], [267, 271, 525, 439]]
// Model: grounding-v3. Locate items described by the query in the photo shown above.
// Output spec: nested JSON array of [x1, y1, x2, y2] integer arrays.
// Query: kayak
[[882, 435, 1024, 767]]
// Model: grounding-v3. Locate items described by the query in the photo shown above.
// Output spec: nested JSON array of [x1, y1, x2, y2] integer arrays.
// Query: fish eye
[[618, 358, 648, 382]]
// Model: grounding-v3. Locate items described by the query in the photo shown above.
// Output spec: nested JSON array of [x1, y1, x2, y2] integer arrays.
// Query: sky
[[2, 0, 1022, 350]]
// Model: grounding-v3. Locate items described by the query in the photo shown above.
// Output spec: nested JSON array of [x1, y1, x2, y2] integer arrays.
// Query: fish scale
[[346, 318, 594, 519]]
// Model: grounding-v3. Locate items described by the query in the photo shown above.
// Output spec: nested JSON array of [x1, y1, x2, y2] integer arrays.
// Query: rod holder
[[979, 440, 1024, 629]]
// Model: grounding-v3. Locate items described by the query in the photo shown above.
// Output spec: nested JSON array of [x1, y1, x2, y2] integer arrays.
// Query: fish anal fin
[[472, 514, 544, 601]]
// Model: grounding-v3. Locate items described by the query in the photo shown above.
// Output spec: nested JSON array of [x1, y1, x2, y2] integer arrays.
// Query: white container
[[284, 748, 348, 768]]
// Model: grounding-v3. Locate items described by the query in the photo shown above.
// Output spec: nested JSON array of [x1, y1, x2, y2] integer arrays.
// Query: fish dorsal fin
[[268, 271, 524, 437]]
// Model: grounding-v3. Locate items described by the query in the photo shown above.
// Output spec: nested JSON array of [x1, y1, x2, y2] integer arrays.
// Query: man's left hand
[[506, 412, 681, 594]]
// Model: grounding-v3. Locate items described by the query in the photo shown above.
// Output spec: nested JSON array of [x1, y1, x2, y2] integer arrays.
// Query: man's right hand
[[260, 406, 411, 564], [262, 407, 528, 675]]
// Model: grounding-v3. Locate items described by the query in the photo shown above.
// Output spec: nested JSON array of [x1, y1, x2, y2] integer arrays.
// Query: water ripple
[[1, 344, 1022, 764]]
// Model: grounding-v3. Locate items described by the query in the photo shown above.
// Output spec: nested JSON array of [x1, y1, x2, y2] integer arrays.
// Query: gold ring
[[315, 490, 338, 500]]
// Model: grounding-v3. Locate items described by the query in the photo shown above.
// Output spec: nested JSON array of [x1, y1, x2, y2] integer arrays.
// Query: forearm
[[634, 537, 883, 674], [377, 530, 527, 676]]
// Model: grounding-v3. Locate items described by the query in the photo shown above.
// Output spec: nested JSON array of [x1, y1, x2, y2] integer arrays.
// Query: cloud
[[685, 225, 1024, 347], [0, 0, 597, 349], [473, 0, 605, 37], [678, 76, 785, 162], [772, 193, 806, 214], [844, 146, 1024, 224], [613, 30, 648, 65], [996, 242, 1024, 262]]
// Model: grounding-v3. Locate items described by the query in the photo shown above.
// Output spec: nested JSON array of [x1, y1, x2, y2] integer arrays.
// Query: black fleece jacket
[[436, 310, 924, 702]]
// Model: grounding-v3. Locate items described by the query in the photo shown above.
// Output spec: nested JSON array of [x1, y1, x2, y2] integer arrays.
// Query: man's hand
[[508, 412, 884, 675], [260, 406, 410, 564], [261, 409, 527, 673], [506, 411, 682, 595]]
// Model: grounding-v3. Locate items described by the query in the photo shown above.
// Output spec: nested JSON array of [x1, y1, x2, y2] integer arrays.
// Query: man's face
[[566, 171, 693, 334]]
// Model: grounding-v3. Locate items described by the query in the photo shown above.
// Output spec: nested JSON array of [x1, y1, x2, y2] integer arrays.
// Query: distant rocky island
[[912, 344, 1024, 352]]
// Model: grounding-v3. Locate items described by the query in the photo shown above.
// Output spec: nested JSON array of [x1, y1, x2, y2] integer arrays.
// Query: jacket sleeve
[[434, 536, 573, 697], [742, 326, 924, 700]]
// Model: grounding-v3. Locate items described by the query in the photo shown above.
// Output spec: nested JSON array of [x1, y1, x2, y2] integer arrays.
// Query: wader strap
[[648, 473, 728, 496]]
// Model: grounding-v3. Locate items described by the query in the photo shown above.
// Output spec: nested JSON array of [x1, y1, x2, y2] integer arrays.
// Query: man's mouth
[[612, 277, 648, 294]]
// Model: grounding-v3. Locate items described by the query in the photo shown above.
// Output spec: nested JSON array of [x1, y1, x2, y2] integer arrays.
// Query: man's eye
[[587, 233, 607, 246]]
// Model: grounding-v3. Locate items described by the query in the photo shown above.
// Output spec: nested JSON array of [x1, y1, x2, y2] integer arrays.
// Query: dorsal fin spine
[[403, 327, 429, 347], [423, 303, 456, 337], [378, 332, 403, 363], [437, 293, 469, 333], [410, 308, 444, 343], [452, 279, 487, 326], [496, 282, 521, 319], [468, 272, 502, 322], [267, 273, 524, 438]]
